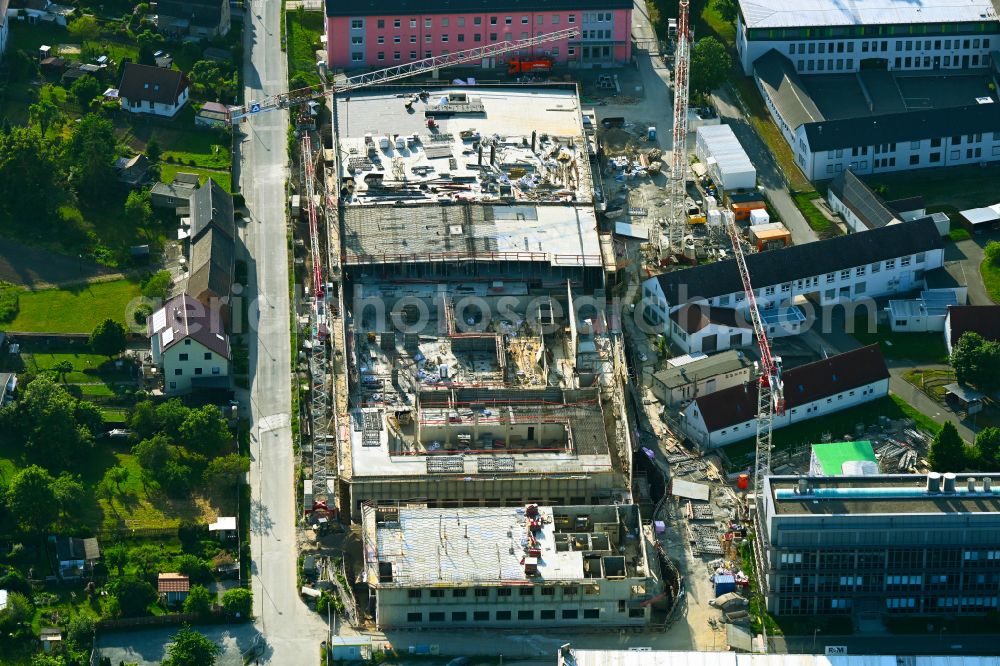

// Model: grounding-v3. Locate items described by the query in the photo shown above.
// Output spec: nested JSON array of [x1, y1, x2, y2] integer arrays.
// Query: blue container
[[714, 574, 737, 596]]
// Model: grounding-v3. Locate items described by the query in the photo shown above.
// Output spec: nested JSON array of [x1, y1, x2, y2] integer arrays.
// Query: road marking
[[258, 412, 291, 432]]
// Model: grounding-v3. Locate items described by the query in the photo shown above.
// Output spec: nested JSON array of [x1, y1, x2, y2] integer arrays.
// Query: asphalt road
[[237, 0, 328, 661]]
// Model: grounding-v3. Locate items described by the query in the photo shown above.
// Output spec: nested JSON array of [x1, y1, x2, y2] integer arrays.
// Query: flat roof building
[[362, 503, 660, 629], [759, 473, 1000, 616], [558, 651, 1000, 666]]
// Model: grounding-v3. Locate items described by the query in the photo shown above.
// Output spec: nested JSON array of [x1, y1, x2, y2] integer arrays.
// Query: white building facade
[[735, 0, 1000, 75]]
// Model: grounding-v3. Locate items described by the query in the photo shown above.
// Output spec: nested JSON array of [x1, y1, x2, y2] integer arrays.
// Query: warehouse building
[[650, 350, 753, 407], [679, 345, 890, 449], [325, 0, 633, 70], [735, 0, 999, 76], [362, 503, 661, 628], [694, 124, 756, 191], [760, 473, 1000, 616], [643, 218, 946, 341]]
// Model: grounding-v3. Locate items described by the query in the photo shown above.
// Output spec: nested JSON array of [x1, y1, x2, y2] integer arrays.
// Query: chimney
[[943, 472, 957, 493], [531, 130, 537, 152], [985, 477, 993, 493], [490, 144, 496, 166], [926, 472, 941, 493], [968, 477, 977, 492], [797, 477, 809, 495]]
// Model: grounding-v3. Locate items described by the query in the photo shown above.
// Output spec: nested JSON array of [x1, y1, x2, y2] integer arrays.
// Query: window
[[425, 50, 431, 57], [826, 273, 835, 283], [552, 14, 560, 24], [174, 368, 182, 376], [886, 259, 896, 270], [179, 353, 189, 361], [453, 589, 467, 598], [393, 51, 401, 60], [377, 36, 384, 44], [407, 612, 422, 622], [452, 611, 467, 622], [505, 16, 512, 24], [496, 611, 512, 620], [424, 18, 432, 28], [212, 367, 221, 375], [521, 15, 529, 24], [490, 32, 498, 40], [497, 588, 512, 597], [855, 266, 865, 277], [169, 381, 176, 390], [930, 152, 941, 163], [410, 35, 416, 43], [568, 14, 576, 23], [583, 609, 600, 619], [441, 34, 448, 42], [408, 590, 422, 598], [377, 19, 384, 28], [457, 17, 465, 26], [517, 610, 534, 620], [458, 34, 465, 42], [409, 19, 416, 28], [840, 269, 850, 280], [351, 52, 363, 61], [474, 16, 482, 25], [540, 609, 556, 620], [564, 586, 578, 596], [520, 588, 534, 597], [429, 612, 445, 622], [425, 34, 431, 43], [909, 155, 919, 165], [541, 587, 555, 596], [393, 19, 400, 28], [474, 611, 489, 621], [430, 589, 444, 598], [194, 367, 203, 375], [393, 36, 401, 43], [441, 17, 449, 27], [901, 256, 911, 267], [562, 609, 579, 619], [351, 19, 363, 29], [475, 588, 489, 597], [490, 16, 497, 25]]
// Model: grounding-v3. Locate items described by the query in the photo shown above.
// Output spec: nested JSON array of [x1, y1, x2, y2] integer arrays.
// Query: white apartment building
[[148, 293, 230, 394], [680, 345, 890, 449], [643, 218, 945, 343], [361, 503, 661, 629], [736, 0, 999, 76]]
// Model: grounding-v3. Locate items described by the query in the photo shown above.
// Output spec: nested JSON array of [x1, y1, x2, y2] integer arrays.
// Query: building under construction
[[327, 84, 635, 522]]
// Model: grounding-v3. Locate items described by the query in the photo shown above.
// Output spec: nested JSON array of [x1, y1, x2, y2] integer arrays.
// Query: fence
[[95, 526, 179, 541]]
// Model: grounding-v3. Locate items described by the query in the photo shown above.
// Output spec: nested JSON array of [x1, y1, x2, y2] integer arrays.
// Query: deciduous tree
[[162, 626, 220, 666], [179, 405, 230, 454], [0, 126, 62, 223], [950, 331, 1000, 392], [974, 427, 1000, 469], [71, 74, 101, 108], [690, 37, 731, 98], [8, 465, 57, 532], [90, 318, 128, 358], [67, 114, 118, 203], [125, 189, 153, 228], [203, 453, 249, 488], [183, 585, 213, 616], [113, 579, 157, 616], [50, 472, 85, 520], [4, 376, 95, 468], [221, 587, 252, 619]]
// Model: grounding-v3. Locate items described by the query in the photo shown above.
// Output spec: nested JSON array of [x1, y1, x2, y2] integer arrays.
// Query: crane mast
[[665, 0, 691, 255], [723, 211, 784, 504]]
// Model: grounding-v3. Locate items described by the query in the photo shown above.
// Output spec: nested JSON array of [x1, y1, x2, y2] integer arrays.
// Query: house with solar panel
[[148, 293, 231, 394]]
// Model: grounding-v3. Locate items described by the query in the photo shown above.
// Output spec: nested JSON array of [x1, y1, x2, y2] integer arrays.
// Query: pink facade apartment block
[[325, 0, 633, 70]]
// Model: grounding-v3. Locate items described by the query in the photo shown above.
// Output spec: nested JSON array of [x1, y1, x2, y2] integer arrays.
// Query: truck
[[507, 56, 553, 75]]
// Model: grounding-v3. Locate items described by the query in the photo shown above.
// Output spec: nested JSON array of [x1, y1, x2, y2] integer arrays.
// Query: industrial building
[[826, 170, 946, 234], [558, 650, 1000, 666], [760, 473, 1000, 616], [887, 289, 963, 333], [361, 503, 661, 628], [735, 0, 999, 75], [679, 345, 890, 449], [330, 85, 633, 521], [325, 0, 632, 70], [754, 49, 1000, 180], [694, 124, 756, 191], [643, 218, 945, 342], [649, 350, 753, 407]]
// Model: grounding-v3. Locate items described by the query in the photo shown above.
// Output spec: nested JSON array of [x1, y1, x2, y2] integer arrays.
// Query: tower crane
[[723, 211, 784, 505], [664, 0, 691, 255], [228, 28, 580, 124]]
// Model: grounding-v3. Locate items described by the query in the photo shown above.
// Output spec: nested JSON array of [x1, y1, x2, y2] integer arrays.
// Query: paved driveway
[[97, 625, 262, 666]]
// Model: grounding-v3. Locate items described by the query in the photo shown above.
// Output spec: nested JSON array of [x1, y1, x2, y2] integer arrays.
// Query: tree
[[690, 37, 731, 98], [7, 465, 57, 532], [928, 421, 969, 472], [66, 614, 95, 649], [974, 427, 1000, 469], [180, 405, 231, 454], [0, 591, 33, 632], [145, 138, 162, 163], [162, 626, 220, 666], [950, 331, 1000, 392], [183, 585, 213, 616], [130, 400, 160, 440], [50, 472, 85, 520], [157, 399, 191, 438], [4, 376, 95, 468], [52, 360, 73, 383], [67, 16, 100, 46], [71, 74, 101, 108], [985, 240, 1000, 266], [160, 459, 195, 496], [177, 554, 212, 585], [128, 544, 162, 580], [113, 579, 157, 616], [203, 453, 249, 488], [713, 0, 738, 22], [189, 60, 238, 102], [133, 433, 172, 471], [104, 543, 129, 576], [103, 465, 129, 494], [0, 126, 62, 223], [125, 189, 153, 228], [27, 98, 63, 136], [90, 318, 128, 358], [221, 587, 252, 620], [141, 269, 172, 300], [66, 114, 118, 203]]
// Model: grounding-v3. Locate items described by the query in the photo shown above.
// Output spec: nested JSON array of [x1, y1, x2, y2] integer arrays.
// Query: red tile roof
[[692, 345, 889, 432], [157, 573, 190, 593]]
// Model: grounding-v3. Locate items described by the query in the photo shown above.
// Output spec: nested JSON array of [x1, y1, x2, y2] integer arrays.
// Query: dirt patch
[[0, 237, 117, 289]]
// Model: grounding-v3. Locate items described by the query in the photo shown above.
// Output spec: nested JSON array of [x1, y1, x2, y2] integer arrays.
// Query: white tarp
[[615, 222, 650, 239], [672, 478, 710, 501], [959, 203, 1000, 226], [696, 124, 756, 191]]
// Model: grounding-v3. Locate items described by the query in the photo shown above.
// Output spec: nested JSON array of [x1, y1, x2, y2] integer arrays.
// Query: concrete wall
[[326, 8, 631, 69], [161, 338, 229, 394]]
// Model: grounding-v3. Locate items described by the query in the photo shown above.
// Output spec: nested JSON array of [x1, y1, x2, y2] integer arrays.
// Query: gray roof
[[738, 0, 998, 29], [157, 0, 225, 29], [803, 102, 1000, 152], [151, 181, 197, 200], [189, 178, 234, 241], [753, 50, 823, 131], [654, 217, 943, 304], [828, 170, 898, 230], [187, 179, 235, 302], [654, 350, 752, 390], [327, 0, 632, 17]]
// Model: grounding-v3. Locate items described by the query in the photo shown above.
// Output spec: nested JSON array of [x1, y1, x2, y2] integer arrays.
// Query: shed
[[40, 627, 62, 653], [158, 573, 191, 604], [809, 440, 878, 476], [944, 383, 985, 415], [749, 222, 790, 251], [714, 574, 737, 596], [695, 124, 756, 191], [958, 203, 1000, 232], [327, 636, 373, 662], [208, 516, 237, 540]]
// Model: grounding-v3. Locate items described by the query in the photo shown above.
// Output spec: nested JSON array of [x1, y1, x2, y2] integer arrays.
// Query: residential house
[[158, 572, 190, 604], [116, 154, 151, 187], [195, 101, 230, 128], [119, 62, 190, 118], [150, 172, 200, 208], [20, 0, 73, 25], [667, 304, 753, 355], [186, 178, 236, 314], [157, 0, 231, 38], [643, 218, 945, 340], [680, 345, 890, 449], [650, 350, 753, 407], [148, 293, 231, 394], [53, 536, 101, 581], [326, 0, 633, 70], [944, 305, 1000, 354], [0, 0, 10, 63], [208, 516, 237, 541]]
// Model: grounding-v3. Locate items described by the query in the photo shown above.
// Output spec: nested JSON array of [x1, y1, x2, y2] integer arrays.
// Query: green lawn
[[863, 165, 1000, 210], [699, 3, 736, 47], [724, 394, 942, 462], [851, 316, 950, 363], [983, 254, 1000, 304], [791, 190, 840, 237], [903, 367, 957, 403], [160, 164, 233, 193], [9, 280, 141, 333], [22, 349, 129, 383], [159, 129, 232, 170], [286, 10, 325, 86], [948, 225, 972, 242]]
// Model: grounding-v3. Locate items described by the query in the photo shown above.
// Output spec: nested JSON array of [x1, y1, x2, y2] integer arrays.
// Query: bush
[[221, 587, 252, 619], [141, 270, 172, 300], [0, 281, 20, 323]]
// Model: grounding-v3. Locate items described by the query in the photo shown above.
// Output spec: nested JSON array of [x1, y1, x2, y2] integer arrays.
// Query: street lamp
[[812, 627, 821, 653]]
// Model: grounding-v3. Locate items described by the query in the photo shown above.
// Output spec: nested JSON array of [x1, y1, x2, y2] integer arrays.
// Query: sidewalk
[[887, 365, 977, 443]]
